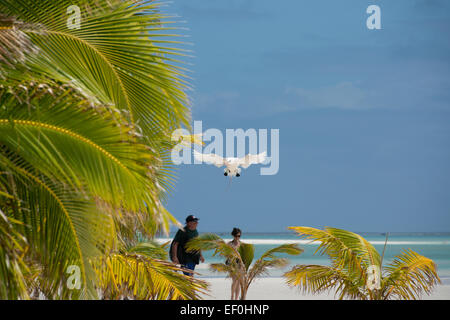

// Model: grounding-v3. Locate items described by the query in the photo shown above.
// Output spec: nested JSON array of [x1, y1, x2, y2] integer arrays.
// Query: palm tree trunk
[[240, 288, 247, 300]]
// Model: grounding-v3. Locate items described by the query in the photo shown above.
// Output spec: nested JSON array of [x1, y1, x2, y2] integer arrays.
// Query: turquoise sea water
[[158, 232, 450, 283]]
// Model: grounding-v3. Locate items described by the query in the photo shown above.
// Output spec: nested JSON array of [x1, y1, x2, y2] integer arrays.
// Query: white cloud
[[193, 91, 240, 111], [286, 82, 370, 110]]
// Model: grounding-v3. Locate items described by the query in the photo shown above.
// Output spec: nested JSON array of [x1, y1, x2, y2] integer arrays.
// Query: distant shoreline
[[163, 231, 450, 236]]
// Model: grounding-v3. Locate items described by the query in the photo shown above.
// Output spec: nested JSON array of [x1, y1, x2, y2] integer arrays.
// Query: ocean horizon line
[[155, 238, 450, 246], [163, 231, 450, 236]]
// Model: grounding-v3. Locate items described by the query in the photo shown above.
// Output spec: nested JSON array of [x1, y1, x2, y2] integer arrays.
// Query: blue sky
[[162, 0, 450, 233]]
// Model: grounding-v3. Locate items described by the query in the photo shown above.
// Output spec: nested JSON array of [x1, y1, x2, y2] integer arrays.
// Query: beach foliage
[[186, 233, 303, 300], [0, 0, 203, 299], [285, 227, 441, 300], [92, 242, 208, 300]]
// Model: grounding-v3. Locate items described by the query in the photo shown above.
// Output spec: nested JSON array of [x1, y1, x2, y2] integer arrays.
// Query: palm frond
[[284, 264, 366, 300], [0, 207, 29, 299], [127, 241, 168, 260], [287, 226, 440, 300], [209, 262, 234, 275], [248, 243, 302, 284], [238, 243, 255, 271], [0, 0, 201, 299], [326, 227, 381, 270], [186, 233, 240, 259], [0, 0, 192, 138], [288, 226, 373, 284], [382, 249, 440, 300], [0, 80, 179, 236], [93, 251, 209, 300], [0, 14, 39, 69], [260, 243, 303, 260]]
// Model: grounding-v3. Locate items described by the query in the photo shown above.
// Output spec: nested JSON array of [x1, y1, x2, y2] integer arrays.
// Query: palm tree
[[92, 242, 208, 300], [186, 233, 303, 300], [0, 0, 203, 299], [284, 227, 441, 300]]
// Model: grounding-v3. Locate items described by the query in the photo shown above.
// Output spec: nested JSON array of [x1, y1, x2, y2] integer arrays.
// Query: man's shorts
[[181, 262, 196, 276]]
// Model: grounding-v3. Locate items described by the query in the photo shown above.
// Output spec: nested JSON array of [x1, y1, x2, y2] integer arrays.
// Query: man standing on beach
[[171, 215, 205, 276]]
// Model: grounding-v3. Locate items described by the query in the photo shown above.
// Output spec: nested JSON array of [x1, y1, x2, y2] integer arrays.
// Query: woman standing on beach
[[227, 228, 242, 300]]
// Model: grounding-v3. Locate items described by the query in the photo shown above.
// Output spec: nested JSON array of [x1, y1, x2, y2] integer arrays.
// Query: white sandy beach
[[200, 277, 450, 300]]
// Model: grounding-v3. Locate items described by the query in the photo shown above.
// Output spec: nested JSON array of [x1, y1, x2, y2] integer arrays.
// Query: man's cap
[[186, 215, 199, 223]]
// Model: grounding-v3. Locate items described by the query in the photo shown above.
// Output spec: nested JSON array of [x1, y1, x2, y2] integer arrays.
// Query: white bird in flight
[[193, 150, 267, 177]]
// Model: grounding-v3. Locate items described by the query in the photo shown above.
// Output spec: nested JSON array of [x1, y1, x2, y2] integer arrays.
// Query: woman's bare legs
[[231, 277, 236, 300], [235, 279, 241, 300], [231, 276, 240, 300]]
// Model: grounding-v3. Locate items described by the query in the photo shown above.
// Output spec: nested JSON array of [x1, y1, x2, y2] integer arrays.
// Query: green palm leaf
[[382, 249, 440, 300], [284, 264, 366, 300], [288, 226, 379, 285], [249, 243, 303, 284], [0, 0, 199, 300], [187, 233, 302, 300], [238, 243, 254, 271], [286, 226, 440, 300], [0, 206, 29, 299], [0, 0, 191, 138], [93, 244, 209, 300]]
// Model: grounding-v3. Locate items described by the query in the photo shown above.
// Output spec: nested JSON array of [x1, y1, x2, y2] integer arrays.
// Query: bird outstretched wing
[[237, 151, 267, 169], [193, 150, 226, 168]]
